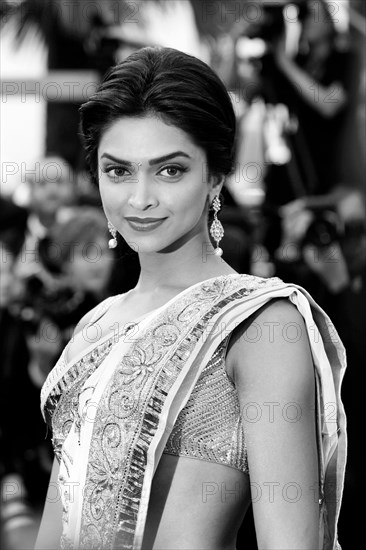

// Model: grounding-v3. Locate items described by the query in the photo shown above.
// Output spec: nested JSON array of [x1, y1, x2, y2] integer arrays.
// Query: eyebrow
[[100, 151, 191, 166]]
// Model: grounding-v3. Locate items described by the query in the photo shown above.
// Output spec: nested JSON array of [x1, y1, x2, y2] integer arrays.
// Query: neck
[[135, 227, 235, 295]]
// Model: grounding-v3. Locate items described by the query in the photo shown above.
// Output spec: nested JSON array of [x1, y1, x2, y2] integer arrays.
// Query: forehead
[[98, 115, 202, 160]]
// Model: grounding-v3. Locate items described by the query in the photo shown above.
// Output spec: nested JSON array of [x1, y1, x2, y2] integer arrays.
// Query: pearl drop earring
[[108, 221, 118, 249]]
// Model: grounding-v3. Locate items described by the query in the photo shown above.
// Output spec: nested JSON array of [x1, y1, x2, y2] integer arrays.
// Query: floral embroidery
[[152, 323, 180, 346], [79, 275, 281, 548], [120, 343, 163, 387], [51, 344, 114, 455], [43, 275, 287, 550]]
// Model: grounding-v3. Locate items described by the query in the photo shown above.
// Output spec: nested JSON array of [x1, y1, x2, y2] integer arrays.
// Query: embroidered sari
[[41, 274, 347, 550]]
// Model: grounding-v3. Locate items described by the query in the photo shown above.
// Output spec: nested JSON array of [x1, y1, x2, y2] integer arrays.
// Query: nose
[[127, 174, 157, 210]]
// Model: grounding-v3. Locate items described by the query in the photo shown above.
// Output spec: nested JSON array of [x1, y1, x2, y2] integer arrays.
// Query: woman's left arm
[[227, 298, 320, 550]]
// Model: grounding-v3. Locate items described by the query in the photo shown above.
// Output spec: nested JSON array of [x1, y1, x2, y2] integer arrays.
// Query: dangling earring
[[108, 221, 118, 249], [209, 195, 224, 256]]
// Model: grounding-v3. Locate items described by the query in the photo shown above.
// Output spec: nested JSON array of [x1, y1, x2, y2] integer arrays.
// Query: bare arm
[[34, 458, 63, 549], [227, 298, 320, 549]]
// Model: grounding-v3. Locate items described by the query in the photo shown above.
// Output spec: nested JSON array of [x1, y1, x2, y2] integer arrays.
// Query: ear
[[208, 174, 225, 203]]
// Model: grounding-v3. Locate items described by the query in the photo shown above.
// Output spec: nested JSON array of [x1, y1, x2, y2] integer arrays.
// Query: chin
[[121, 232, 170, 253]]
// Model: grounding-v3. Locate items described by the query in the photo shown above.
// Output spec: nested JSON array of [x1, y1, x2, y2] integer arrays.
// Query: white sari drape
[[41, 274, 346, 550]]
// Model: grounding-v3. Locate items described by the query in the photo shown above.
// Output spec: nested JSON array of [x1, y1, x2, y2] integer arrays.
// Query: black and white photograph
[[0, 1, 365, 549]]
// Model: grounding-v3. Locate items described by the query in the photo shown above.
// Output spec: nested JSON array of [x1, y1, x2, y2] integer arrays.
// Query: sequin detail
[[41, 274, 285, 550], [163, 337, 249, 473], [51, 339, 114, 461]]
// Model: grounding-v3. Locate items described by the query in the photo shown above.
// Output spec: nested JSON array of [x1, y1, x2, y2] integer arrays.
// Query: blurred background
[[0, 1, 365, 548]]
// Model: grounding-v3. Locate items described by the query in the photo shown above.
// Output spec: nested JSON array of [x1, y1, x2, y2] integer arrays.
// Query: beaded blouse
[[47, 293, 249, 474], [163, 335, 248, 473], [50, 332, 249, 474]]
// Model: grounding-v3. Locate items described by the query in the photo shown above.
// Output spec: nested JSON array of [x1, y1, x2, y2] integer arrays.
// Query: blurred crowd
[[1, 0, 365, 548]]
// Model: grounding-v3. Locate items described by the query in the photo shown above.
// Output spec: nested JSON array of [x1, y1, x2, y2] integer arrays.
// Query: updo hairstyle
[[79, 47, 236, 187]]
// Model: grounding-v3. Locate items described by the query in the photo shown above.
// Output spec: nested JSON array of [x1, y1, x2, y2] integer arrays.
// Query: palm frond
[[1, 0, 164, 47]]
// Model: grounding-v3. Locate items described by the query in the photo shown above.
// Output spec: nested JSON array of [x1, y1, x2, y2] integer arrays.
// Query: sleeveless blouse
[[49, 325, 248, 474], [163, 335, 248, 472]]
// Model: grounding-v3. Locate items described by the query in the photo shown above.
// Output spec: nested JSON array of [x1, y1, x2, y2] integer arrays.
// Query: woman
[[36, 47, 346, 550]]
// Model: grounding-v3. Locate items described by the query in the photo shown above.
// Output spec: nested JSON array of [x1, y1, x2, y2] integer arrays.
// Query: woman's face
[[97, 115, 216, 255]]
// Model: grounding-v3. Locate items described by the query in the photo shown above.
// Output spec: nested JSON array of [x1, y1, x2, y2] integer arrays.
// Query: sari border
[[127, 283, 345, 550], [112, 278, 285, 548]]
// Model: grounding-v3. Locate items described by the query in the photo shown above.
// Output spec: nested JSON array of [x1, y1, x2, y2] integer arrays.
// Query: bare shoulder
[[226, 297, 307, 358], [226, 297, 313, 394]]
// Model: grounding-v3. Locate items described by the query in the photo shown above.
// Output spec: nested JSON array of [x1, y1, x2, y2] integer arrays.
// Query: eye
[[158, 165, 187, 178], [113, 167, 127, 177], [103, 166, 130, 180]]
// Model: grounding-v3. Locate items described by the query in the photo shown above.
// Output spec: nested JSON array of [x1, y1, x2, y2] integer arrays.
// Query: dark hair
[[79, 47, 236, 187]]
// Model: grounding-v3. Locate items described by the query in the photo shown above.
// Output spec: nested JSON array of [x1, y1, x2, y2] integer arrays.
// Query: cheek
[[98, 181, 125, 213], [99, 173, 209, 218], [175, 182, 208, 219]]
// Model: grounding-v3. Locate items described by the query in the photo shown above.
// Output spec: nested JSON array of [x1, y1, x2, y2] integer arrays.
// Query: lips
[[125, 217, 166, 223], [125, 217, 167, 232]]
